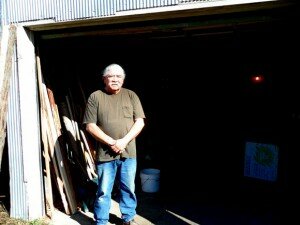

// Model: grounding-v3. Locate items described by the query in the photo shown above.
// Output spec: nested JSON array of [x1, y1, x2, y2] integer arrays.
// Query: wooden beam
[[0, 25, 16, 171], [36, 50, 54, 218]]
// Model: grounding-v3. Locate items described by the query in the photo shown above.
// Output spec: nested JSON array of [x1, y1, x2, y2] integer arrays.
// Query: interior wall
[[37, 7, 299, 209]]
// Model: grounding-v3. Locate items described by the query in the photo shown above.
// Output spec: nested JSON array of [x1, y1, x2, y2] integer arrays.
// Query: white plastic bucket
[[140, 168, 160, 193]]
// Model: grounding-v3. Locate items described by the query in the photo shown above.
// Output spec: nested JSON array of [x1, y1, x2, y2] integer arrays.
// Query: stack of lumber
[[0, 25, 97, 216], [36, 51, 97, 217]]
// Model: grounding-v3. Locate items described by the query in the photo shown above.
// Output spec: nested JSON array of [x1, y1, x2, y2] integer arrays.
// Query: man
[[83, 63, 145, 225]]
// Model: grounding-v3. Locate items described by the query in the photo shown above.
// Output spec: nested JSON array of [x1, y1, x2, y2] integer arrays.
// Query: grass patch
[[0, 202, 50, 225]]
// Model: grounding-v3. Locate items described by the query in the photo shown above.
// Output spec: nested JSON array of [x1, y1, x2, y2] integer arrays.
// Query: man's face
[[103, 68, 125, 94]]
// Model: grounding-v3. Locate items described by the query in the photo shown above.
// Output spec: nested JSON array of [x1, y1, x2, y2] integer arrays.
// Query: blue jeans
[[94, 158, 137, 225]]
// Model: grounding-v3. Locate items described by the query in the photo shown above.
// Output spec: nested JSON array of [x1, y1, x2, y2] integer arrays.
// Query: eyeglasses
[[105, 74, 124, 79]]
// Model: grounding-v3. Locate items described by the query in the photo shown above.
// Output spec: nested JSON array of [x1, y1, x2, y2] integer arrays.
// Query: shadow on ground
[[42, 189, 289, 225]]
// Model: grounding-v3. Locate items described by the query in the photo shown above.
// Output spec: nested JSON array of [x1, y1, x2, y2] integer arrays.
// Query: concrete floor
[[51, 196, 154, 225], [50, 190, 285, 225]]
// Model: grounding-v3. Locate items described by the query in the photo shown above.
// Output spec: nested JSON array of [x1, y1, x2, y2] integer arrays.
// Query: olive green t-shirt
[[83, 88, 145, 161]]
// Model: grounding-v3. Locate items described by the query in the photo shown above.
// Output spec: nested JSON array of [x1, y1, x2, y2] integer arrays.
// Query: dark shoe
[[123, 219, 139, 225]]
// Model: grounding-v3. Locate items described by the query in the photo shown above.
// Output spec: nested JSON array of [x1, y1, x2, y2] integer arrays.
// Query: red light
[[251, 74, 264, 84]]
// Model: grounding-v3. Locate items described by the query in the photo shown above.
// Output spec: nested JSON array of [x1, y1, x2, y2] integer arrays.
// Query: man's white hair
[[102, 63, 126, 78]]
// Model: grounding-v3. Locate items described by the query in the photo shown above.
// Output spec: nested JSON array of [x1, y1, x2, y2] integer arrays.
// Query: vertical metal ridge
[[1, 0, 183, 25], [7, 45, 28, 219], [116, 0, 179, 11]]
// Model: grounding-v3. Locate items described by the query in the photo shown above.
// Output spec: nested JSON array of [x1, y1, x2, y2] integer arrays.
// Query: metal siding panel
[[32, 0, 37, 20], [150, 0, 154, 7], [2, 0, 8, 24], [51, 0, 58, 20], [57, 0, 64, 21], [97, 0, 103, 17], [8, 43, 28, 220], [115, 0, 120, 11], [64, 0, 70, 21], [107, 0, 111, 16], [16, 27, 44, 220], [69, 0, 74, 19], [78, 0, 83, 19], [11, 0, 18, 23], [82, 0, 87, 18], [119, 0, 125, 11], [117, 0, 178, 11], [140, 0, 144, 9], [40, 0, 46, 19], [112, 0, 117, 15], [60, 0, 66, 21], [80, 0, 85, 19], [57, 0, 66, 21], [6, 25, 44, 221], [9, 0, 17, 23], [71, 0, 77, 19], [67, 0, 72, 20], [98, 0, 116, 17], [54, 0, 60, 21], [179, 0, 215, 2], [0, 1, 2, 28], [2, 0, 181, 24], [75, 0, 81, 19], [88, 0, 93, 17], [31, 0, 36, 20], [101, 0, 105, 15], [15, 0, 21, 22], [2, 0, 233, 25], [44, 0, 54, 20], [89, 0, 95, 17]]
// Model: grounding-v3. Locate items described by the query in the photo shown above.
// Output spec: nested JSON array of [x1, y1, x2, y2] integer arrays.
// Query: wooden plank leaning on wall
[[36, 47, 77, 216], [0, 25, 16, 172]]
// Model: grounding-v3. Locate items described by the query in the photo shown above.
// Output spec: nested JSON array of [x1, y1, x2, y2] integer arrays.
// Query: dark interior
[[32, 5, 299, 217]]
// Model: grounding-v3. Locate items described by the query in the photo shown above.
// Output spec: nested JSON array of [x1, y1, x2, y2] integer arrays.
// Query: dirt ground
[[0, 191, 181, 225], [0, 202, 50, 225], [0, 193, 158, 225]]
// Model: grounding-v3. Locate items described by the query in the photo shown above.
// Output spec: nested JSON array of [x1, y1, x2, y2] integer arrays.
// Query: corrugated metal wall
[[7, 26, 45, 220], [180, 0, 211, 2], [0, 1, 3, 34], [0, 0, 217, 25], [2, 0, 117, 24], [7, 44, 28, 219], [116, 0, 179, 11], [1, 0, 185, 25]]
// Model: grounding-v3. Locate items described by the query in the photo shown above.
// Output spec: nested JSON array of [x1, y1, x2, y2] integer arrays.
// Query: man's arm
[[86, 117, 144, 154], [85, 123, 115, 146], [120, 118, 145, 146]]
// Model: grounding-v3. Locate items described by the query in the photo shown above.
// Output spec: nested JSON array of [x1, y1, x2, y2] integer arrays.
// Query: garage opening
[[33, 7, 299, 217]]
